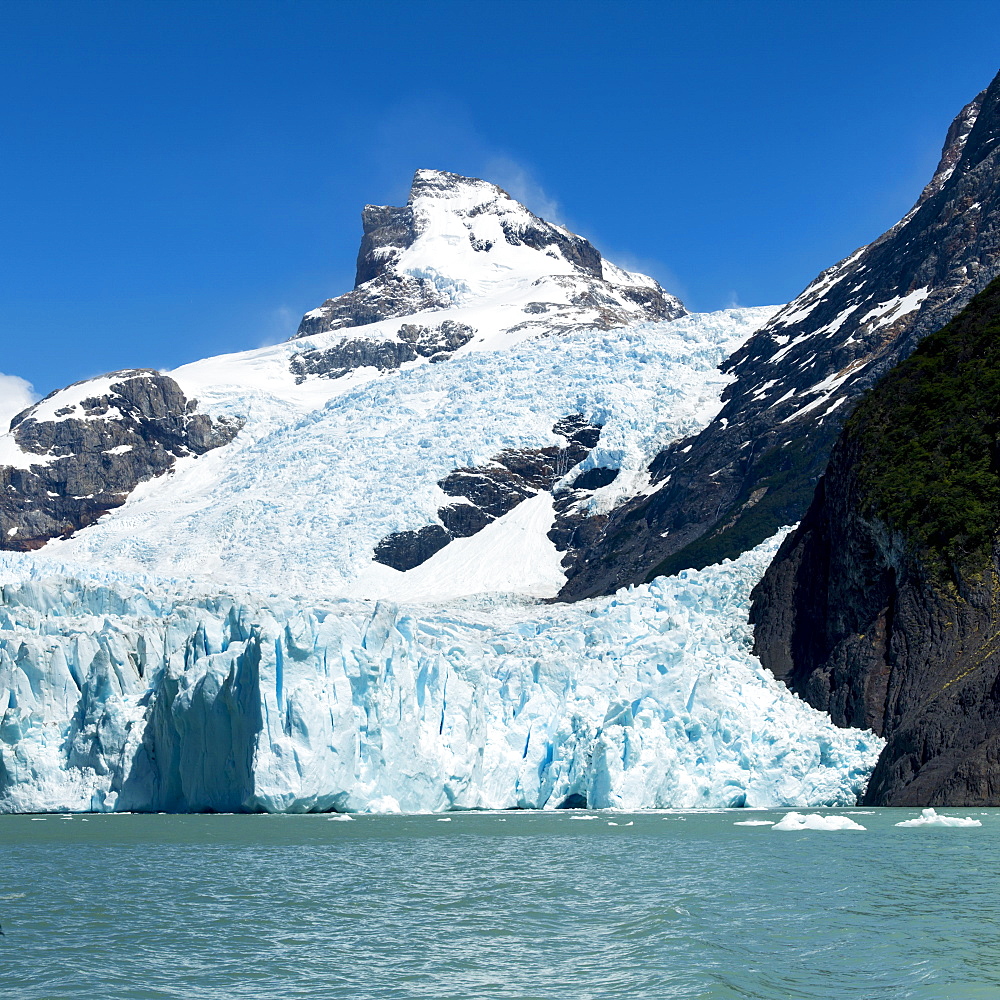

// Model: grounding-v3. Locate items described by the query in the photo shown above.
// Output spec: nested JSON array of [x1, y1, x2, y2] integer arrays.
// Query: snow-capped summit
[[295, 168, 684, 349], [0, 166, 745, 585]]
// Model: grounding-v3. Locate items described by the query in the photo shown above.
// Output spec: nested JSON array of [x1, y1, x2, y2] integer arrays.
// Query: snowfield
[[30, 308, 778, 600]]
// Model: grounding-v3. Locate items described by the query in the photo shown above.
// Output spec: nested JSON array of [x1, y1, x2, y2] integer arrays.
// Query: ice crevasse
[[0, 534, 882, 814]]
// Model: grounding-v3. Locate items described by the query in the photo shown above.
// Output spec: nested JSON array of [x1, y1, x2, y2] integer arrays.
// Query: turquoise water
[[0, 809, 998, 1000]]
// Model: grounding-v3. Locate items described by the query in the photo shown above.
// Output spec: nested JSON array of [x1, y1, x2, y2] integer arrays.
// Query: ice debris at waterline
[[771, 812, 867, 832], [895, 808, 982, 828], [0, 534, 883, 814]]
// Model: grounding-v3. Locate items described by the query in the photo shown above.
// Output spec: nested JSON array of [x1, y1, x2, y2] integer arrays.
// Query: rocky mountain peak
[[352, 167, 604, 289], [295, 168, 685, 341], [915, 89, 985, 206]]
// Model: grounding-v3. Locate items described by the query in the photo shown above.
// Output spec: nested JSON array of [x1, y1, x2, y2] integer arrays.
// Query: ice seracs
[[25, 308, 777, 599], [0, 534, 883, 814]]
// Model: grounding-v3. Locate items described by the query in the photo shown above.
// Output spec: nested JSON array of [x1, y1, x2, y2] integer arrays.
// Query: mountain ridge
[[750, 275, 1000, 805], [556, 70, 1000, 600]]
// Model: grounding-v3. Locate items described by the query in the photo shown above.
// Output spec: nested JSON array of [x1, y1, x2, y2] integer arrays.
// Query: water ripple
[[0, 810, 998, 999]]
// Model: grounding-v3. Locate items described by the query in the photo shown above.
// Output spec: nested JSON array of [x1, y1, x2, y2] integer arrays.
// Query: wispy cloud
[[369, 94, 489, 203], [0, 372, 39, 432], [366, 96, 565, 225], [483, 156, 564, 224], [258, 305, 300, 347], [360, 98, 688, 300]]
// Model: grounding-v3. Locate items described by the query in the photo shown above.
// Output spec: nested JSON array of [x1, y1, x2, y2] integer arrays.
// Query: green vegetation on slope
[[848, 275, 1000, 571]]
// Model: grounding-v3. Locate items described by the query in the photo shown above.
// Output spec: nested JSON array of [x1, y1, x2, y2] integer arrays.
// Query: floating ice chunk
[[436, 818, 452, 822], [734, 820, 775, 826], [894, 808, 982, 828], [772, 811, 865, 831], [326, 814, 354, 822]]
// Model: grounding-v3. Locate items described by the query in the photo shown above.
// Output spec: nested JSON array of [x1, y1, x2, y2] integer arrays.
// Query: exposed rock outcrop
[[0, 370, 242, 550], [373, 415, 613, 571], [751, 276, 1000, 805], [558, 70, 1000, 600], [289, 321, 474, 382]]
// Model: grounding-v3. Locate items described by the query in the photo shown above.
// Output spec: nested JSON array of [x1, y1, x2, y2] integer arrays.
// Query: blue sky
[[2, 0, 1000, 396]]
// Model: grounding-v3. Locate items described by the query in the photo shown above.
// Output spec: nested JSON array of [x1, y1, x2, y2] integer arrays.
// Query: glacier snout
[[0, 536, 883, 814]]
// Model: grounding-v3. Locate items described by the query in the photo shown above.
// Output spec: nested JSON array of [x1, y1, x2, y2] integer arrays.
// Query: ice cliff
[[0, 535, 881, 813]]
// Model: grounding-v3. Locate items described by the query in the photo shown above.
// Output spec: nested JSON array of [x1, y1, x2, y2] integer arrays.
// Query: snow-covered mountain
[[558, 70, 1000, 599], [0, 169, 733, 600], [295, 168, 685, 345], [0, 169, 883, 812]]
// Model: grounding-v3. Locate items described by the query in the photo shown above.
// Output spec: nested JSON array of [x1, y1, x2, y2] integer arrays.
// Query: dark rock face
[[289, 321, 474, 382], [751, 276, 1000, 805], [751, 450, 1000, 806], [295, 273, 449, 339], [373, 525, 451, 572], [558, 71, 1000, 601], [373, 415, 613, 571], [293, 169, 684, 343], [356, 203, 419, 286], [571, 467, 619, 491], [0, 370, 242, 550]]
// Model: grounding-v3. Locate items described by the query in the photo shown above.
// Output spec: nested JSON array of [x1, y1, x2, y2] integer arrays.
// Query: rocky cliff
[[751, 275, 1000, 805], [0, 371, 241, 550], [558, 70, 1000, 600]]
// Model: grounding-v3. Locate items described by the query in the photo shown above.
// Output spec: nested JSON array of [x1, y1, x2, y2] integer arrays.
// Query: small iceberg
[[326, 814, 355, 822], [772, 811, 865, 831], [895, 808, 982, 828], [734, 820, 775, 826]]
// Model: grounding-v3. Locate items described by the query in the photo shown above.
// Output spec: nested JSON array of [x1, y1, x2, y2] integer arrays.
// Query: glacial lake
[[1, 809, 998, 999]]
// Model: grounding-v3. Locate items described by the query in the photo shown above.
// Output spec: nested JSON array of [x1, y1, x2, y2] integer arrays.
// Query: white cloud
[[0, 372, 39, 432], [257, 305, 299, 348], [484, 156, 564, 225]]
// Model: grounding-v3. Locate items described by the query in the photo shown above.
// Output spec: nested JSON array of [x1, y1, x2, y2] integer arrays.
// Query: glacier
[[28, 308, 779, 600], [0, 171, 886, 811], [0, 533, 882, 814]]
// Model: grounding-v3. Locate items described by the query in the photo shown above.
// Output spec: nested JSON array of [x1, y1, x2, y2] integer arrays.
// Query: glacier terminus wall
[[0, 537, 881, 814]]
